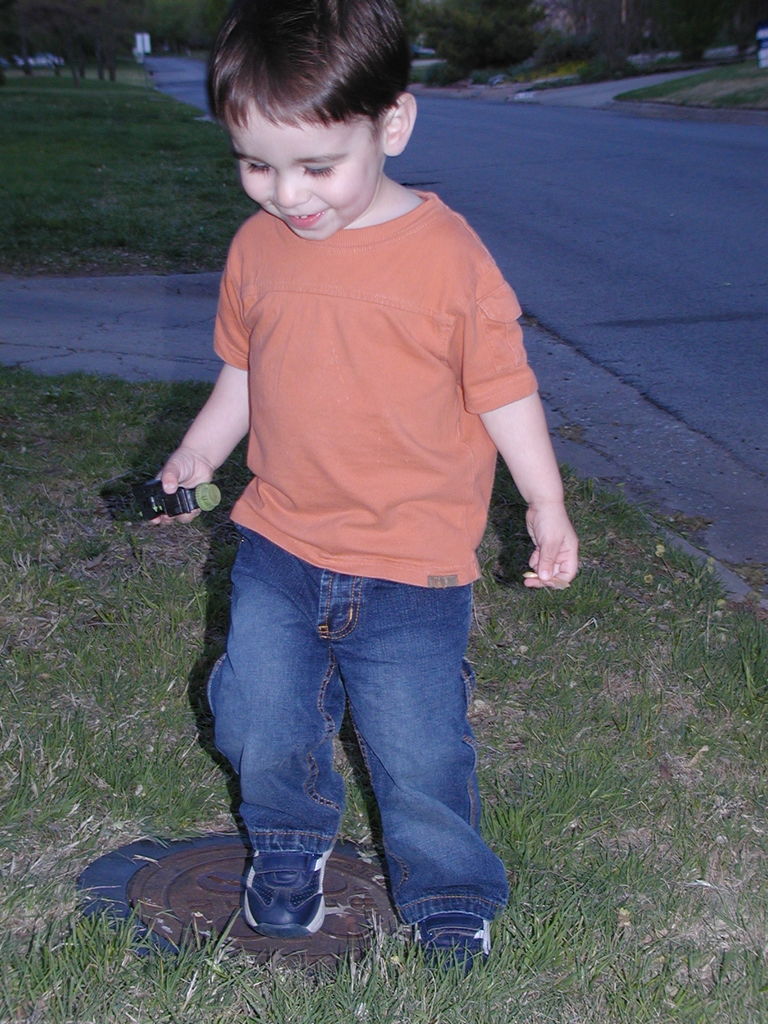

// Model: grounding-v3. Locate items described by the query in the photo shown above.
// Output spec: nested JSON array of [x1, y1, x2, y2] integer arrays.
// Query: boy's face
[[229, 106, 395, 240]]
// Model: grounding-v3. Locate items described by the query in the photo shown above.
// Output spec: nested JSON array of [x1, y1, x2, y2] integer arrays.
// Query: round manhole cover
[[78, 834, 399, 963]]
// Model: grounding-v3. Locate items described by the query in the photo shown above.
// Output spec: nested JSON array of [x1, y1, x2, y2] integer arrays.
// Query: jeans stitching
[[205, 653, 226, 712], [461, 658, 476, 702], [303, 751, 340, 811], [317, 574, 364, 641], [399, 893, 503, 917], [461, 659, 480, 827], [330, 575, 363, 639], [248, 828, 336, 849], [463, 735, 480, 829], [303, 653, 342, 813], [318, 571, 334, 639]]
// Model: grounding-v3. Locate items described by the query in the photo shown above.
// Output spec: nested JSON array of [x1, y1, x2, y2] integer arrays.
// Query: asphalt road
[[395, 96, 768, 480], [2, 58, 766, 598]]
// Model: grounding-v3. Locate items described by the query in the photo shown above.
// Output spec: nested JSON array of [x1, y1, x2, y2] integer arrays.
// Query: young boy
[[157, 0, 578, 969]]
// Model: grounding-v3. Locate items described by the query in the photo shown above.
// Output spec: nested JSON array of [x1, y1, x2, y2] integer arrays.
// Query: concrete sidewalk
[[510, 70, 697, 106], [0, 272, 221, 382]]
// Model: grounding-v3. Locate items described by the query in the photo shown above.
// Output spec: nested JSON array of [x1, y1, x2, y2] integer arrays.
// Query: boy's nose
[[272, 174, 309, 211]]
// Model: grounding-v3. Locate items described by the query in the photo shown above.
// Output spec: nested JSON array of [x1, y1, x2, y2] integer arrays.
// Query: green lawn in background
[[0, 74, 253, 275], [617, 62, 768, 109]]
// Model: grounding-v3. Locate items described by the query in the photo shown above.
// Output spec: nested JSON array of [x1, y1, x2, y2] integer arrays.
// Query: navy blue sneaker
[[243, 850, 331, 938], [416, 912, 491, 972]]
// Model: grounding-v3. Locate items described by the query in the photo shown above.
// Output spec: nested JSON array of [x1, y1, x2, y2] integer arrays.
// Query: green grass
[[617, 62, 768, 109], [1, 366, 767, 1022], [0, 74, 253, 275]]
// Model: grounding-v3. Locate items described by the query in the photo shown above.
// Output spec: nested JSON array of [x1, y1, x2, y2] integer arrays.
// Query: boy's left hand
[[524, 502, 579, 590]]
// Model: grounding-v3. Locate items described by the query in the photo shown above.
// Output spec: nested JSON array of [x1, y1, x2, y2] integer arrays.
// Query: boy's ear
[[381, 92, 417, 157]]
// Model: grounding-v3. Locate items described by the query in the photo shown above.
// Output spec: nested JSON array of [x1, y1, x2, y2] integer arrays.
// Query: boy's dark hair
[[208, 0, 411, 127]]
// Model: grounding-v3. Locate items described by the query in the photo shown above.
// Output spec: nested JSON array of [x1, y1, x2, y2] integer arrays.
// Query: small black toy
[[132, 479, 221, 520]]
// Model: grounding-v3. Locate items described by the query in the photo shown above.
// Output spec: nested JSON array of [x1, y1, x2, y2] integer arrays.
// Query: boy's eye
[[305, 166, 334, 178], [245, 161, 270, 174]]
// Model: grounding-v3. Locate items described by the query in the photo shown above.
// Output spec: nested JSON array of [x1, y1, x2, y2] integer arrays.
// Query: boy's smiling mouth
[[283, 210, 326, 230]]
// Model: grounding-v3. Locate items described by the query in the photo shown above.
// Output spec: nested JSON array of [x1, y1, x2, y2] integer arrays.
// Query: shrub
[[421, 60, 465, 86], [579, 56, 635, 83], [534, 30, 597, 68], [421, 0, 542, 75]]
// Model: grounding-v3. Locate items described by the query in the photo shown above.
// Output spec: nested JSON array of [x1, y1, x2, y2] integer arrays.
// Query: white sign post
[[757, 23, 768, 69], [133, 33, 151, 63]]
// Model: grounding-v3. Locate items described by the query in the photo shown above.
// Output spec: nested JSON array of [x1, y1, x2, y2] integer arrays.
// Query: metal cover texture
[[78, 833, 399, 964]]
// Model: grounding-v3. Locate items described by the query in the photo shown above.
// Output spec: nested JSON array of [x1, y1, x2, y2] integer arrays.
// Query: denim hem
[[397, 893, 506, 924], [246, 830, 337, 856]]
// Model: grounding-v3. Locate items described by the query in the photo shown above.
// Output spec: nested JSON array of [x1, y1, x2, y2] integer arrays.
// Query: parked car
[[13, 53, 65, 67]]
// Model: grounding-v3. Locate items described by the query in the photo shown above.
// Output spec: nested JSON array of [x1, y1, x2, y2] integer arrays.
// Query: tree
[[201, 0, 230, 43], [143, 0, 227, 51], [75, 0, 143, 81], [421, 0, 544, 74], [0, 0, 16, 82], [730, 0, 768, 54], [14, 0, 88, 80], [653, 0, 730, 62], [552, 0, 652, 69], [7, 0, 142, 81]]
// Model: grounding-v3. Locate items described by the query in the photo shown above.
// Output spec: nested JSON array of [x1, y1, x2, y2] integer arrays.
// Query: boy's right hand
[[149, 363, 250, 525], [152, 447, 216, 525]]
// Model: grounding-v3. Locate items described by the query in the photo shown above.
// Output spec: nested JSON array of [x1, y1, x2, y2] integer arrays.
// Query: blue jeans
[[207, 527, 508, 923]]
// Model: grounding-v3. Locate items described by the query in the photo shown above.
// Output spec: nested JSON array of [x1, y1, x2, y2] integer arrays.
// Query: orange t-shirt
[[214, 192, 537, 587]]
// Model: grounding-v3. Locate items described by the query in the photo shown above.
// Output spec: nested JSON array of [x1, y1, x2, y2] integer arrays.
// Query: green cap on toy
[[194, 483, 221, 512]]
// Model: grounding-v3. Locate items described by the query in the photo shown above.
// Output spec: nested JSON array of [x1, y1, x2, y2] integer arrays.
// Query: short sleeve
[[213, 234, 251, 370], [461, 276, 538, 414]]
